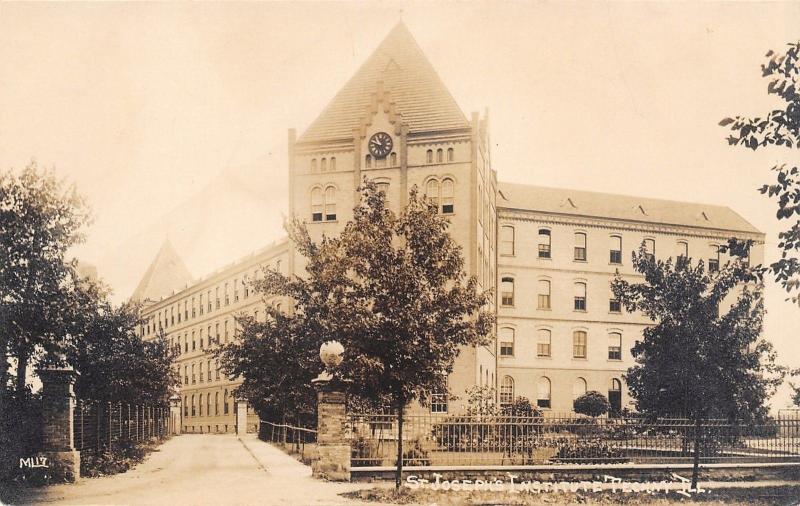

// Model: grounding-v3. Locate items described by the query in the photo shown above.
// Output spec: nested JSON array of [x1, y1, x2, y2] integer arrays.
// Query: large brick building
[[133, 22, 763, 429]]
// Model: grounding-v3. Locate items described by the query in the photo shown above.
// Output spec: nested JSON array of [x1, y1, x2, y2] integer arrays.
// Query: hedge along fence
[[348, 412, 800, 468]]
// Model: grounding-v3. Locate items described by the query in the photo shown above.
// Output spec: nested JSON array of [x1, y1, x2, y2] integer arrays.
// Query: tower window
[[447, 147, 454, 162], [390, 152, 397, 166], [325, 186, 337, 221], [330, 157, 336, 171], [320, 158, 327, 172], [426, 149, 433, 164], [436, 148, 443, 163], [310, 158, 317, 172], [441, 178, 454, 214], [365, 154, 372, 168], [311, 187, 323, 222], [426, 179, 440, 208]]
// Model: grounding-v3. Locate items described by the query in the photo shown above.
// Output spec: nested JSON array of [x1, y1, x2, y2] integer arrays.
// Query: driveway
[[7, 434, 384, 506]]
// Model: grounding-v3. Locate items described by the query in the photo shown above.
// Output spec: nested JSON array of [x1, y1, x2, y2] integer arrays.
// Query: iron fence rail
[[259, 420, 317, 462], [73, 400, 170, 456], [348, 413, 800, 467]]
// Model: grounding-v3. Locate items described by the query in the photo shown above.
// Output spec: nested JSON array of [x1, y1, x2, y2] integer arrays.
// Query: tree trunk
[[691, 415, 702, 491], [15, 347, 29, 399], [0, 336, 8, 410], [395, 398, 404, 489]]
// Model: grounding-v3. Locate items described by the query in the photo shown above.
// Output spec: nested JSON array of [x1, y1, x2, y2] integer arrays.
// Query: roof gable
[[131, 239, 194, 303], [298, 22, 469, 144]]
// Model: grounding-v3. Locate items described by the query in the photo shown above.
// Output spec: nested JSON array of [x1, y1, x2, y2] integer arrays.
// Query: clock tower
[[287, 22, 498, 405]]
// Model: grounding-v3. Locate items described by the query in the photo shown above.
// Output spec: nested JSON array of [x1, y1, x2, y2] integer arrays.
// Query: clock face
[[368, 132, 393, 158]]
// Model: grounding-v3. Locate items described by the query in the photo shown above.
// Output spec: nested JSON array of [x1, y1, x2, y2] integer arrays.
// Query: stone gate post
[[169, 394, 182, 435], [37, 366, 80, 482], [235, 397, 248, 437], [312, 376, 350, 481]]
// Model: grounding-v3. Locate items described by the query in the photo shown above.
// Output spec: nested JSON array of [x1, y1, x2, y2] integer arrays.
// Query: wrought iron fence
[[73, 400, 171, 456], [348, 412, 800, 467], [259, 420, 317, 463]]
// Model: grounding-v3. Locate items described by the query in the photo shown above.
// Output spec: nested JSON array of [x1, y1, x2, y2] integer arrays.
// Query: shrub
[[80, 438, 152, 478], [554, 437, 627, 464], [573, 391, 610, 418]]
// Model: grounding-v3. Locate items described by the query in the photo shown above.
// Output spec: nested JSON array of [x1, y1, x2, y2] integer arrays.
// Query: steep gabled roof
[[497, 182, 762, 235], [298, 22, 470, 143], [131, 239, 194, 303]]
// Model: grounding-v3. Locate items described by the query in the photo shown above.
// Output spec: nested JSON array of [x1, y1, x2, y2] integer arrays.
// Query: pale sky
[[1, 1, 798, 407]]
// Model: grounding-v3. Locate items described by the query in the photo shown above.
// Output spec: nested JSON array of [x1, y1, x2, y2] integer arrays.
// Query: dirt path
[[8, 435, 379, 506]]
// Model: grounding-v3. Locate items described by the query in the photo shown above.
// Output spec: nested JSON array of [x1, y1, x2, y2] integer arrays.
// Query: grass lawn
[[342, 485, 800, 505]]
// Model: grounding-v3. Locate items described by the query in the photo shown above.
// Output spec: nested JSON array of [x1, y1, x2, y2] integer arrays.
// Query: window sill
[[607, 359, 623, 362], [608, 311, 622, 315], [537, 257, 552, 261], [609, 263, 623, 267], [572, 357, 588, 361], [537, 307, 552, 311], [573, 259, 588, 263], [310, 220, 338, 224], [573, 309, 587, 313], [536, 355, 552, 360]]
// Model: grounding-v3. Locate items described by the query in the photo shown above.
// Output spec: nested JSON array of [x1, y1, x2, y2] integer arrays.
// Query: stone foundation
[[312, 444, 351, 481]]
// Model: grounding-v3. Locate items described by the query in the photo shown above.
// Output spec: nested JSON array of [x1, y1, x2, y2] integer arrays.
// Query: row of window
[[500, 227, 727, 269], [309, 177, 456, 222], [171, 319, 232, 355], [143, 261, 282, 337], [499, 328, 623, 361], [500, 277, 622, 313], [499, 375, 623, 411], [310, 156, 336, 173], [183, 390, 233, 417], [182, 359, 222, 385]]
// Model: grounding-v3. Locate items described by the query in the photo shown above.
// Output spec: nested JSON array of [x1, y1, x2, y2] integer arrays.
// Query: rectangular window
[[574, 233, 587, 261], [537, 280, 551, 310], [537, 329, 551, 357], [500, 277, 514, 306], [500, 226, 515, 256], [574, 282, 587, 311], [709, 245, 720, 272], [430, 393, 448, 413], [538, 229, 551, 259], [608, 333, 622, 360], [609, 299, 622, 313], [610, 236, 622, 264], [234, 279, 239, 302], [644, 238, 656, 261], [573, 331, 587, 359], [199, 295, 204, 316], [499, 327, 514, 357]]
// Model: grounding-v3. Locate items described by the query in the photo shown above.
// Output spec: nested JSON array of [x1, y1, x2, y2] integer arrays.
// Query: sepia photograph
[[1, 1, 800, 504]]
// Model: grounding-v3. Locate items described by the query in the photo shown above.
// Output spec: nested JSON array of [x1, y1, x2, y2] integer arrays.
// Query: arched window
[[708, 244, 720, 272], [184, 396, 188, 417], [215, 392, 220, 415], [441, 178, 454, 213], [310, 158, 317, 172], [207, 360, 212, 382], [573, 378, 587, 400], [199, 393, 203, 416], [207, 393, 211, 415], [311, 187, 323, 222], [215, 359, 220, 380], [608, 332, 622, 360], [609, 378, 622, 414], [537, 377, 551, 409], [365, 154, 372, 168], [199, 361, 204, 382], [191, 394, 196, 417], [644, 238, 656, 261], [320, 158, 327, 172], [325, 186, 336, 221], [223, 390, 229, 414], [538, 229, 551, 258], [573, 330, 587, 358], [376, 181, 389, 198], [426, 149, 433, 163], [447, 147, 454, 162], [436, 148, 443, 163], [390, 152, 397, 166], [191, 363, 196, 384], [499, 327, 514, 357], [500, 225, 515, 256], [537, 280, 551, 309], [574, 282, 587, 311], [537, 329, 551, 357], [677, 240, 689, 260], [500, 376, 514, 406], [330, 157, 336, 171], [426, 179, 440, 207], [500, 277, 514, 306]]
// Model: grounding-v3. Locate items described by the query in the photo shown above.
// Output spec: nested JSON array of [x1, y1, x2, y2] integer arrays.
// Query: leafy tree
[[612, 245, 785, 489], [720, 40, 800, 305], [573, 391, 610, 418], [248, 180, 493, 488], [69, 297, 179, 405], [215, 312, 320, 425], [0, 162, 91, 410]]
